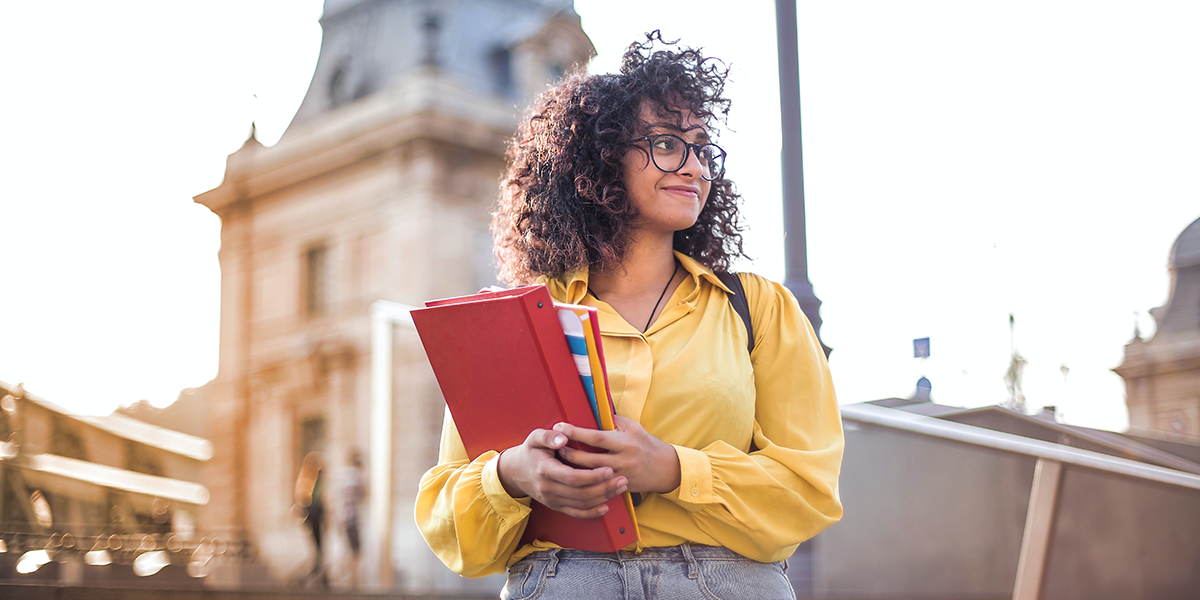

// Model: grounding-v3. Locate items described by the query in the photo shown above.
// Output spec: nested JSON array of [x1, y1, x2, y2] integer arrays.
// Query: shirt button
[[510, 506, 520, 512], [691, 488, 699, 497]]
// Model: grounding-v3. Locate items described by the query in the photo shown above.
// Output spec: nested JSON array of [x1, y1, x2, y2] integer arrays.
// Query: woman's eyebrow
[[647, 122, 711, 142]]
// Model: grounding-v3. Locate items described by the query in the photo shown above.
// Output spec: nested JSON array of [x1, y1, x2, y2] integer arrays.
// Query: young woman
[[416, 32, 843, 599]]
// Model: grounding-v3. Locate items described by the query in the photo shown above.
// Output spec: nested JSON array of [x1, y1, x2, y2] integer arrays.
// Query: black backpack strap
[[716, 271, 754, 355]]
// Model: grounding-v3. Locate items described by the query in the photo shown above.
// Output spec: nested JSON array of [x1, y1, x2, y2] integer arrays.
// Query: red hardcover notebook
[[411, 284, 638, 552]]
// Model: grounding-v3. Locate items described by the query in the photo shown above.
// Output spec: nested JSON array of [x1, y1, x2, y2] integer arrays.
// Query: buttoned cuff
[[670, 445, 714, 507], [481, 453, 532, 524]]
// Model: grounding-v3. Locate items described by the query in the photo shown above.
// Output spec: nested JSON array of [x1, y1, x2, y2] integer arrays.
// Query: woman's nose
[[677, 145, 705, 178]]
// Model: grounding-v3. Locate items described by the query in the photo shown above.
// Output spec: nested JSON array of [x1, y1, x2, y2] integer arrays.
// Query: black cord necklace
[[588, 261, 680, 332]]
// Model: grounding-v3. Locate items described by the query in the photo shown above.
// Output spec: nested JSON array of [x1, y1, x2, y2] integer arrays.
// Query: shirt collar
[[676, 252, 735, 295], [539, 251, 734, 304]]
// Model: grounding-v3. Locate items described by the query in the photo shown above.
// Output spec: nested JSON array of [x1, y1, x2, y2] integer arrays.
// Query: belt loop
[[680, 543, 699, 579], [546, 548, 561, 577]]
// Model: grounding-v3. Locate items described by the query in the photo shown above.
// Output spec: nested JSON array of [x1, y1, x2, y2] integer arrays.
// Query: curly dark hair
[[492, 31, 747, 285]]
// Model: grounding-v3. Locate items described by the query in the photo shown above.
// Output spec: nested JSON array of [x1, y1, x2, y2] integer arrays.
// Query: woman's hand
[[496, 428, 628, 519], [554, 416, 682, 495]]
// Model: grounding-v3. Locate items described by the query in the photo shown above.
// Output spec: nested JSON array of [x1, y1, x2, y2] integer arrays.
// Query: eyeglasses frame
[[630, 134, 726, 181]]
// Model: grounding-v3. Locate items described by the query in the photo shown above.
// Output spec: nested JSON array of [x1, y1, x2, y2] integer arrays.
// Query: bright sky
[[2, 1, 1197, 433]]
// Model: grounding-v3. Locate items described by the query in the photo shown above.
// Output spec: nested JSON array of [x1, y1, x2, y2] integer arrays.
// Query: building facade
[[193, 0, 592, 593], [1116, 214, 1200, 442], [0, 380, 213, 586]]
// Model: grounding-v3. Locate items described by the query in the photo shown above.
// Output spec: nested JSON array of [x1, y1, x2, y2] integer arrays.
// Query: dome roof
[[1170, 215, 1200, 270], [1154, 214, 1200, 336]]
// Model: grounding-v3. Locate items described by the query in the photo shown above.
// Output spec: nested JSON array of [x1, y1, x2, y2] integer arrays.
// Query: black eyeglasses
[[631, 134, 726, 181]]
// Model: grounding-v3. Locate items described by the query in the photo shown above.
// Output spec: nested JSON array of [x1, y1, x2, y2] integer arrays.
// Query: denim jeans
[[500, 544, 795, 600]]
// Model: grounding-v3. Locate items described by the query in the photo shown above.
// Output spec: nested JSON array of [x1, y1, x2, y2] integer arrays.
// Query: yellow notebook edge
[[583, 321, 615, 430]]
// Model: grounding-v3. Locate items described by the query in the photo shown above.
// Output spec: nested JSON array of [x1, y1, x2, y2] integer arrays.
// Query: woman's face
[[621, 103, 713, 236]]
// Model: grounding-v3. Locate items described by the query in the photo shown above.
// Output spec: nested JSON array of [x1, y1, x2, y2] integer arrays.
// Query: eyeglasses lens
[[648, 135, 725, 181], [698, 146, 725, 181]]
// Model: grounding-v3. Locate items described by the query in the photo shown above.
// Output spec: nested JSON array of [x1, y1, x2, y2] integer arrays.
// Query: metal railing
[[841, 403, 1200, 491], [0, 529, 245, 578], [841, 402, 1200, 600]]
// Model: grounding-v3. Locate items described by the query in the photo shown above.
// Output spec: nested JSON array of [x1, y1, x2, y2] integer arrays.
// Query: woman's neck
[[589, 233, 677, 298], [586, 232, 684, 332]]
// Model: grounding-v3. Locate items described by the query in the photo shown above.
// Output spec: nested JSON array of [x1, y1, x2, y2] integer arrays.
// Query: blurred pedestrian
[[337, 448, 367, 589], [294, 451, 328, 588]]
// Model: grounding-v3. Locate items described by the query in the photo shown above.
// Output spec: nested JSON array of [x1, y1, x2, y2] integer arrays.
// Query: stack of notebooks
[[411, 284, 640, 552]]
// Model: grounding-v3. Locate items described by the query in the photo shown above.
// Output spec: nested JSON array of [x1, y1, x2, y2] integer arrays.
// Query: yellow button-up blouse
[[416, 252, 843, 577]]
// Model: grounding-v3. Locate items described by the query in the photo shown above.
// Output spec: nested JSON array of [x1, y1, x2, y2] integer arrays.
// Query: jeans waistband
[[521, 543, 758, 563]]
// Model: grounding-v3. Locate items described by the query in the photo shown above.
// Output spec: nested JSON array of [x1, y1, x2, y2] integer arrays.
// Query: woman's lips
[[662, 185, 700, 199]]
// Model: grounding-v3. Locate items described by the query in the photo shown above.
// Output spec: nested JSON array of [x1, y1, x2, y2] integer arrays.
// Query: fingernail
[[553, 435, 566, 445], [598, 505, 609, 515], [553, 423, 566, 432]]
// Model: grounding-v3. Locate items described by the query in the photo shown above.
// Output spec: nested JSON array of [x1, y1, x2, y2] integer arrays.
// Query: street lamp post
[[776, 0, 830, 357]]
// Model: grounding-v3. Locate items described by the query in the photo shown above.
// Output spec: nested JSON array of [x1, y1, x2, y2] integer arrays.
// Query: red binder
[[411, 284, 638, 552]]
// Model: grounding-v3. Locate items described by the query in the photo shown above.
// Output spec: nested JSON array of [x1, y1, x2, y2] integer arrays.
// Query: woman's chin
[[631, 216, 700, 236]]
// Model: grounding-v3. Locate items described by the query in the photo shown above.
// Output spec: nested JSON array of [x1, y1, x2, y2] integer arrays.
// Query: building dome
[[1152, 214, 1200, 336], [1170, 215, 1200, 270]]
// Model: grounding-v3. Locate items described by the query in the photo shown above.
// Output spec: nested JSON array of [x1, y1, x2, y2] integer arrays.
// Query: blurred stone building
[[193, 0, 592, 593], [1117, 214, 1200, 441], [0, 380, 212, 586]]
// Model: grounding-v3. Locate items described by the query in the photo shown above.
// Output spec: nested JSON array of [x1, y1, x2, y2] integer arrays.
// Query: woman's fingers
[[552, 422, 620, 450], [544, 477, 626, 506], [501, 424, 638, 515], [526, 427, 569, 450], [508, 430, 628, 510], [538, 459, 613, 488], [537, 459, 624, 497], [538, 475, 628, 513], [552, 418, 681, 495], [556, 504, 610, 519], [498, 428, 577, 498], [612, 415, 639, 430], [557, 445, 617, 470]]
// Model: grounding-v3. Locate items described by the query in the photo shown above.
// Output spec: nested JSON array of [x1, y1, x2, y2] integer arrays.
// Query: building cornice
[[195, 71, 518, 216], [0, 380, 213, 461], [1115, 334, 1200, 379]]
